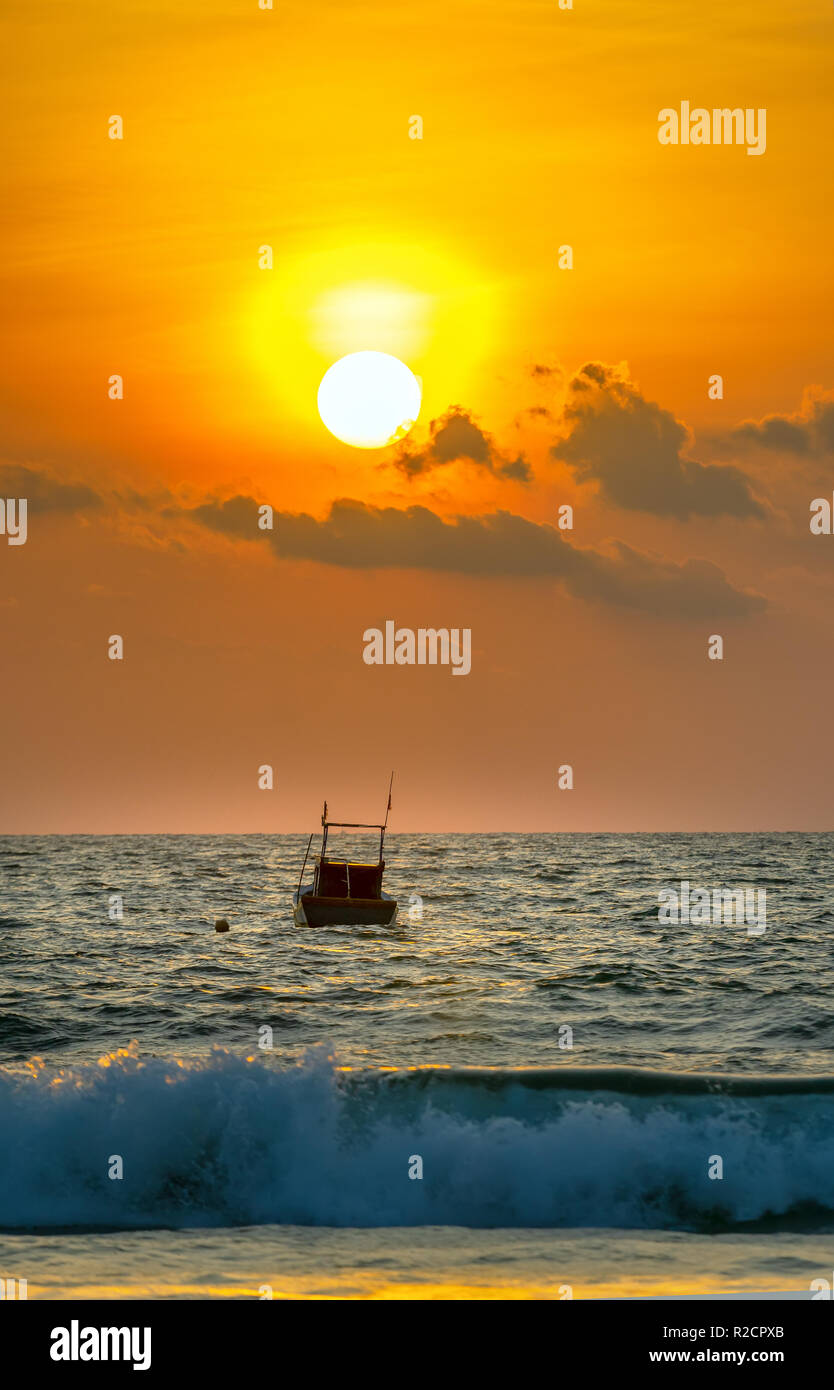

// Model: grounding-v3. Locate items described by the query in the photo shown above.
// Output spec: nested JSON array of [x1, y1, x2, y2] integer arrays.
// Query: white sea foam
[[1, 1047, 832, 1232]]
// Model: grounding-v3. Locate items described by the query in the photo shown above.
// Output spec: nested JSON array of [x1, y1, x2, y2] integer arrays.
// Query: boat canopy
[[320, 781, 392, 866]]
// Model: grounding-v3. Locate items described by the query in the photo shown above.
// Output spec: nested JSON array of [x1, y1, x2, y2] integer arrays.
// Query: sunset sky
[[2, 0, 833, 832]]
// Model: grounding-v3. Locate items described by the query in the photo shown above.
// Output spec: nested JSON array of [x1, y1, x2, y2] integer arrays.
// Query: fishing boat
[[293, 776, 398, 927]]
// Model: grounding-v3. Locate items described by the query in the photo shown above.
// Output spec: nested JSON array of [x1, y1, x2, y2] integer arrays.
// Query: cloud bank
[[0, 463, 102, 514], [552, 363, 764, 519], [729, 391, 834, 456], [190, 495, 765, 620]]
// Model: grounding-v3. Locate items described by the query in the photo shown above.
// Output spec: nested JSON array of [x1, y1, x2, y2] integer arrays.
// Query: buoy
[[215, 918, 230, 933]]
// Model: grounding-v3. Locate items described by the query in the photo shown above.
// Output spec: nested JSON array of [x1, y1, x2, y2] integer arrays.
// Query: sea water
[[1, 832, 832, 1298]]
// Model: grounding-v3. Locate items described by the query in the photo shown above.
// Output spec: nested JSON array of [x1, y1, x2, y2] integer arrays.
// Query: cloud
[[189, 495, 765, 620], [0, 463, 102, 513], [393, 406, 531, 482], [729, 390, 834, 456], [189, 494, 257, 534], [552, 363, 764, 519]]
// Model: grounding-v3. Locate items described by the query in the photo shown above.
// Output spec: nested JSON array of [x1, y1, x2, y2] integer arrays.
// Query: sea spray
[[1, 1047, 833, 1233]]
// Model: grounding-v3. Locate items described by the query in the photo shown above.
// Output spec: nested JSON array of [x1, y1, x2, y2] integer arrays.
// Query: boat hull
[[294, 893, 398, 927]]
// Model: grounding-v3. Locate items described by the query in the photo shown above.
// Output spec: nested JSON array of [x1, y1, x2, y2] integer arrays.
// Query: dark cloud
[[189, 495, 765, 620], [0, 458, 766, 620], [0, 463, 102, 513], [189, 494, 259, 534], [552, 363, 764, 519], [393, 407, 531, 482], [729, 392, 834, 456]]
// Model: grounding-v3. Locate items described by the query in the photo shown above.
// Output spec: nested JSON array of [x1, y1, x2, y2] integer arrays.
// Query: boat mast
[[380, 771, 394, 862]]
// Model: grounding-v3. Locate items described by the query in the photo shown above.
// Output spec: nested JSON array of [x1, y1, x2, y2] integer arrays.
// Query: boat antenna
[[383, 771, 394, 829], [322, 799, 328, 826]]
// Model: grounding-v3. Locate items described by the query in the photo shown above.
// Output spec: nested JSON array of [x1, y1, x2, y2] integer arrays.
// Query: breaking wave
[[1, 1047, 833, 1233]]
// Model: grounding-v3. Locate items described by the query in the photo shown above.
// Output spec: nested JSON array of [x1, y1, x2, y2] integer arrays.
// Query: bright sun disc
[[317, 351, 421, 448]]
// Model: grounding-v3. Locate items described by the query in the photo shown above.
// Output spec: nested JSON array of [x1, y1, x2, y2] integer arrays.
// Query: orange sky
[[2, 0, 834, 831]]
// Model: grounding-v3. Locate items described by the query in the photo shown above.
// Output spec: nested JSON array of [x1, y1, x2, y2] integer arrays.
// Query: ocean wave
[[1, 1049, 833, 1233]]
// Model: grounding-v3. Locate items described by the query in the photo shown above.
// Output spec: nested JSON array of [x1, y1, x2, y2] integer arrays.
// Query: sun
[[317, 351, 422, 449]]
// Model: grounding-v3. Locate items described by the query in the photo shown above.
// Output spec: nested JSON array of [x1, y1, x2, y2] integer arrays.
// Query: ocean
[[1, 831, 833, 1298]]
